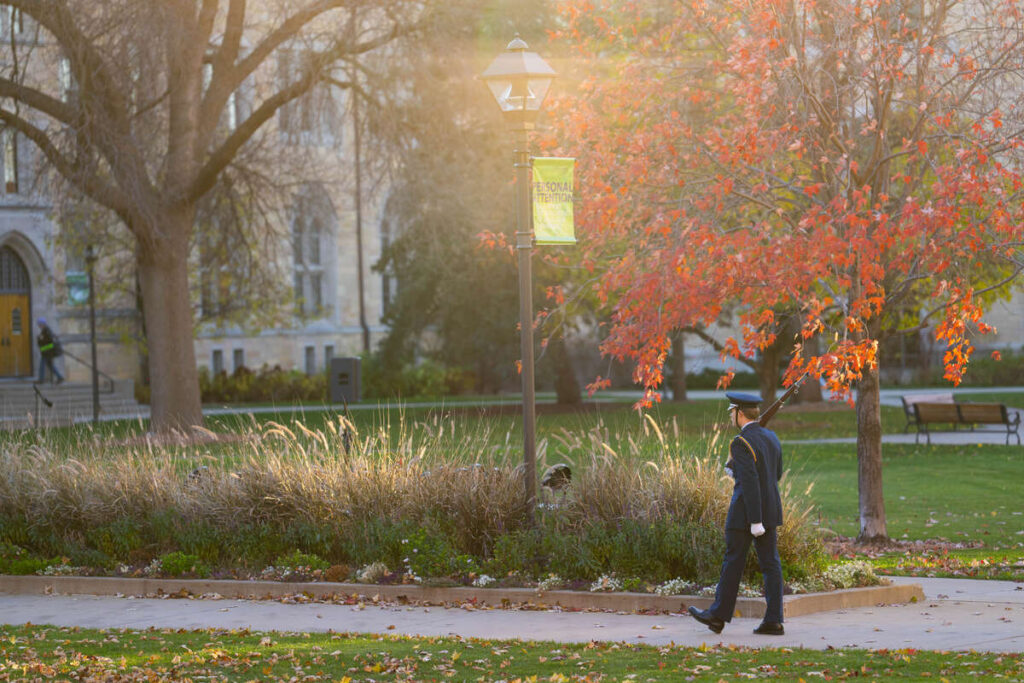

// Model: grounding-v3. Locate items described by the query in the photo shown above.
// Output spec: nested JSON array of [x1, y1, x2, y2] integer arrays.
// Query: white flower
[[823, 560, 880, 589], [537, 574, 564, 591], [472, 574, 496, 588], [589, 575, 623, 592], [655, 578, 696, 596]]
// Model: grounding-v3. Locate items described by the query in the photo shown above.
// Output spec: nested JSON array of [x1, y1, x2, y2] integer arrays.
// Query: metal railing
[[31, 382, 52, 427], [61, 349, 116, 393]]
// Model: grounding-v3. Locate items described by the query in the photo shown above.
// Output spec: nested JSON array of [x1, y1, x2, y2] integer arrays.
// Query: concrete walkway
[[2, 577, 1022, 652], [788, 423, 1023, 446]]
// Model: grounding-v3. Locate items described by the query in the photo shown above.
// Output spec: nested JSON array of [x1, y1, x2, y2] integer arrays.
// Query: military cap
[[725, 391, 763, 409]]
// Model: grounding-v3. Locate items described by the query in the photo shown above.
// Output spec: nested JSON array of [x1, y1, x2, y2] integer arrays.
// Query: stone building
[[0, 8, 389, 405]]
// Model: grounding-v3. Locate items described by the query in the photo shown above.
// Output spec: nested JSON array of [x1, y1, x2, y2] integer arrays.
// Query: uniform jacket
[[725, 423, 784, 530]]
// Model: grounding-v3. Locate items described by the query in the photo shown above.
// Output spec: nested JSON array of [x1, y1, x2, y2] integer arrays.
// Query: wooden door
[[0, 293, 31, 376], [0, 246, 32, 377]]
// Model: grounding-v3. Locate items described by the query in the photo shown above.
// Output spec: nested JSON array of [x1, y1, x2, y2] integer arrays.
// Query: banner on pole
[[532, 157, 576, 245]]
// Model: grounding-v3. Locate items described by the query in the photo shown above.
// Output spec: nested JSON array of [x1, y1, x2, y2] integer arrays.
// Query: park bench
[[900, 392, 955, 432], [912, 401, 1021, 445]]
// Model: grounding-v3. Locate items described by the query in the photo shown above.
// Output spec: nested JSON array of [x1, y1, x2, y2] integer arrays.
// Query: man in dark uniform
[[688, 391, 785, 635]]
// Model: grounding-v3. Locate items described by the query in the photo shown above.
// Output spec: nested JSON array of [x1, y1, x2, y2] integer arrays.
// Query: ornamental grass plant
[[0, 412, 827, 588]]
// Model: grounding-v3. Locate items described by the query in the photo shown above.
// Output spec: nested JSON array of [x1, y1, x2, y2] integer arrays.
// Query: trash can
[[329, 357, 361, 404]]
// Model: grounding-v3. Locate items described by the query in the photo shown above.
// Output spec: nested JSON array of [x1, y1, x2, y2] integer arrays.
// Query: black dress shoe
[[687, 606, 724, 634], [753, 621, 785, 635]]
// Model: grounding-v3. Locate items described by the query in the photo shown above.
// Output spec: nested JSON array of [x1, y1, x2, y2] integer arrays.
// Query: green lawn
[[786, 442, 1024, 548], [785, 441, 1024, 580], [204, 396, 904, 443], [7, 392, 901, 440], [1, 624, 1020, 681]]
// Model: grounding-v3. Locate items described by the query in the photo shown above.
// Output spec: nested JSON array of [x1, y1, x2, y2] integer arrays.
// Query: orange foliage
[[547, 0, 1022, 399]]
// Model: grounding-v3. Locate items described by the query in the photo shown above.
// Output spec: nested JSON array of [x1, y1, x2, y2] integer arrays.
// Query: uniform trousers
[[709, 526, 783, 623]]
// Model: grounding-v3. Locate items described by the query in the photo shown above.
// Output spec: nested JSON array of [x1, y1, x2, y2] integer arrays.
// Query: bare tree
[[0, 0, 432, 430]]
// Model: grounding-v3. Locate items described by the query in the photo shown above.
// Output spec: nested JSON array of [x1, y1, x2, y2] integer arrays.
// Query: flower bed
[[0, 420, 840, 592]]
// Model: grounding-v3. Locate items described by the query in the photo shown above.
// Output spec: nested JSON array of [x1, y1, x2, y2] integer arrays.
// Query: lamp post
[[84, 244, 99, 424], [481, 36, 556, 516]]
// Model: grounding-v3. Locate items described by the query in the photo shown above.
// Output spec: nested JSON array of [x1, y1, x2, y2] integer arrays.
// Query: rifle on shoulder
[[758, 372, 811, 427]]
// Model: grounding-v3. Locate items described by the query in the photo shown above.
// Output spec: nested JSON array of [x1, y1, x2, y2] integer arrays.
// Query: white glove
[[724, 467, 734, 479], [750, 523, 766, 537]]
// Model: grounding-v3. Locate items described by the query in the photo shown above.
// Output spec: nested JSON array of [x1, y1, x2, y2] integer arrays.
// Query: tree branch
[[9, 0, 157, 208], [681, 325, 758, 370], [196, 0, 219, 47], [9, 0, 133, 131], [0, 108, 132, 217], [190, 17, 413, 205], [233, 0, 351, 88], [908, 265, 1024, 333], [187, 69, 330, 203], [216, 0, 246, 69], [0, 76, 76, 127]]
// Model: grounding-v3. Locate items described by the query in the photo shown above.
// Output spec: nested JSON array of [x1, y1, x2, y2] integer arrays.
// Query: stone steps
[[0, 379, 145, 428]]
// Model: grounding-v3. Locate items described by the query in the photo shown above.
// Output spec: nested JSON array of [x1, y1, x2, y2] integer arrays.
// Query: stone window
[[292, 185, 336, 316], [304, 345, 315, 375], [5, 7, 23, 35], [3, 129, 18, 194]]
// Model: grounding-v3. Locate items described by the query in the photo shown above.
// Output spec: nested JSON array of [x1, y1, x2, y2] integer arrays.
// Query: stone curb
[[0, 575, 923, 619]]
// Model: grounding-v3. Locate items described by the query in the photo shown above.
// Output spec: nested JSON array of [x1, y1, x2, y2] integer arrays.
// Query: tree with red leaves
[[551, 0, 1024, 541]]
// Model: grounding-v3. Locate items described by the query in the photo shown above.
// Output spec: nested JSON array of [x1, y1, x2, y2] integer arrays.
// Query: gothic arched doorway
[[0, 245, 32, 377]]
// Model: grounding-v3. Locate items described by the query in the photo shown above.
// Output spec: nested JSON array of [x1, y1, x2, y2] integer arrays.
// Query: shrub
[[158, 552, 210, 578], [399, 527, 479, 580], [199, 365, 327, 404], [919, 345, 1024, 387], [360, 352, 474, 400], [85, 519, 143, 563], [273, 550, 330, 573], [0, 543, 51, 575], [957, 346, 1024, 386], [681, 368, 759, 390]]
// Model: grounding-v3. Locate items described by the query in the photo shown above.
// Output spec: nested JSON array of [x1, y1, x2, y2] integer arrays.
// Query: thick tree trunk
[[137, 226, 203, 432], [757, 342, 781, 403], [855, 364, 888, 542], [668, 329, 687, 402], [550, 334, 581, 405]]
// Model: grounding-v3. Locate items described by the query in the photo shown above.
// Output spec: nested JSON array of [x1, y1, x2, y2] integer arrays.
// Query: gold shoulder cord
[[735, 435, 757, 463]]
